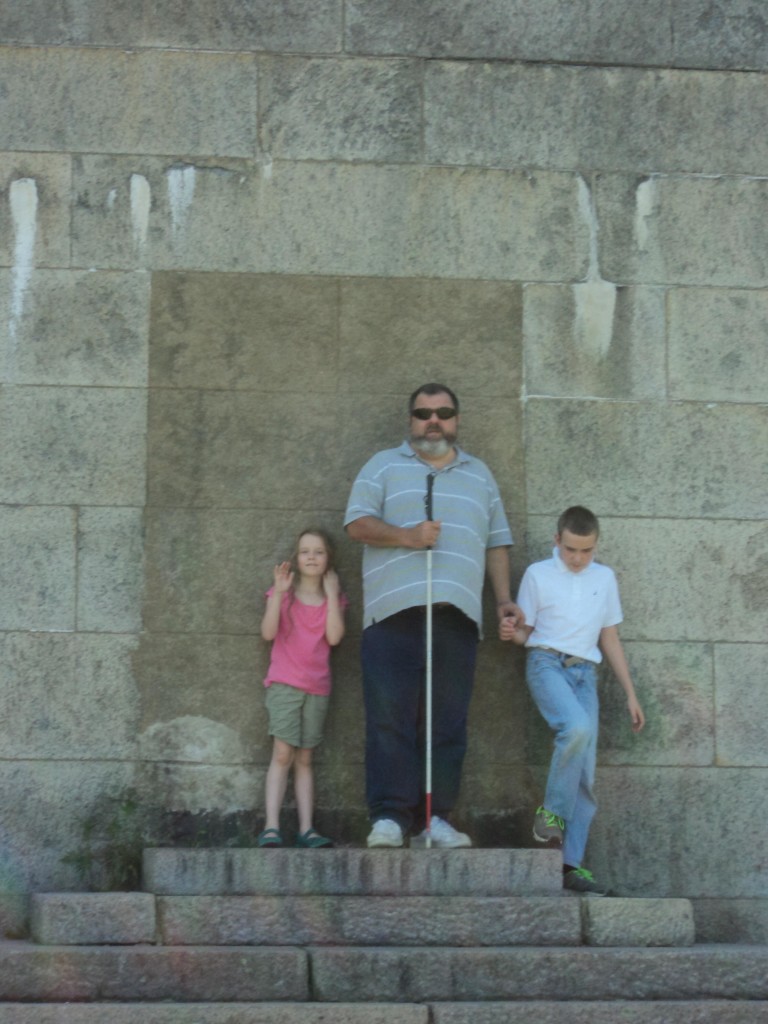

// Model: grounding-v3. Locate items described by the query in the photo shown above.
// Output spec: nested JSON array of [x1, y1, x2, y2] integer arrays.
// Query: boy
[[500, 506, 644, 895]]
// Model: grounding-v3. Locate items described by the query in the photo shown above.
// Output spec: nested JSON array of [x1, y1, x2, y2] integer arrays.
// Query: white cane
[[424, 472, 436, 849]]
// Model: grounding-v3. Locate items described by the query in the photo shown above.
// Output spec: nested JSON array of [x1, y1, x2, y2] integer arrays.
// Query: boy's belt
[[538, 647, 589, 668]]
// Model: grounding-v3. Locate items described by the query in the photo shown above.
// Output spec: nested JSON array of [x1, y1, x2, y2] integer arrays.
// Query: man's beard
[[410, 433, 455, 457]]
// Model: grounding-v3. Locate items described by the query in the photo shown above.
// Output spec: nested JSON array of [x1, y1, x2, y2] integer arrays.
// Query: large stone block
[[30, 893, 156, 945], [522, 515, 767, 644], [0, 507, 75, 631], [0, 154, 71, 270], [524, 284, 666, 399], [668, 287, 768, 402], [524, 400, 768, 521], [261, 56, 421, 162], [0, 48, 257, 157], [73, 156, 590, 281], [0, 1007, 429, 1024], [77, 507, 145, 632], [0, 0, 342, 51], [0, 761, 136, 891], [715, 644, 768, 766], [133, 633, 265, 749], [694, 897, 768, 943], [146, 391, 342, 510], [143, 847, 563, 896], [346, 1, 672, 65], [588, 767, 768, 898], [582, 897, 695, 947], [595, 173, 768, 287], [149, 272, 339, 391], [0, 269, 149, 387], [672, 0, 768, 70], [426, 63, 768, 176], [0, 633, 139, 760], [435, 1002, 768, 1024], [0, 944, 308, 1001], [337, 278, 522, 398], [0, 386, 146, 505]]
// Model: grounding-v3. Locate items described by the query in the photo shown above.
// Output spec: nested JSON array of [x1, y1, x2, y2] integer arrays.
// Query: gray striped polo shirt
[[344, 441, 513, 632]]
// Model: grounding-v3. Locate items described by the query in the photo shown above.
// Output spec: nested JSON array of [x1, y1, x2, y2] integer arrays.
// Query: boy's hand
[[628, 695, 645, 732], [498, 615, 519, 641], [322, 568, 340, 598], [273, 561, 294, 593], [497, 600, 524, 628]]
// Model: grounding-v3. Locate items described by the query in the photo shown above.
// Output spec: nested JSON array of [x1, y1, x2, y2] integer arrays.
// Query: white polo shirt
[[516, 547, 623, 664]]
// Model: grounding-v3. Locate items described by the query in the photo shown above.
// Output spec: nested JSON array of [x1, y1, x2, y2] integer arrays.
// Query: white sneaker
[[410, 815, 472, 849], [366, 818, 404, 848]]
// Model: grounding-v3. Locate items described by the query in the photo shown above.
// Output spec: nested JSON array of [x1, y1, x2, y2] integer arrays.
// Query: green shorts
[[265, 682, 329, 749]]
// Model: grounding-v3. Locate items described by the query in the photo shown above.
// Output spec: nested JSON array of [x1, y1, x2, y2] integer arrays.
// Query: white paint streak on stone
[[130, 173, 151, 251], [8, 178, 38, 349], [167, 165, 196, 239], [260, 155, 273, 180], [107, 188, 118, 212], [635, 176, 658, 253], [573, 176, 616, 360]]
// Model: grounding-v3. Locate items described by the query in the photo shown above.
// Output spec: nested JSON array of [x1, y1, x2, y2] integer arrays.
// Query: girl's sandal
[[257, 828, 284, 848], [295, 828, 333, 848]]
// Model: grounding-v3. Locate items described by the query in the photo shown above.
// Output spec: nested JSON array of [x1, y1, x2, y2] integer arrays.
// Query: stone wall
[[0, 2, 766, 940]]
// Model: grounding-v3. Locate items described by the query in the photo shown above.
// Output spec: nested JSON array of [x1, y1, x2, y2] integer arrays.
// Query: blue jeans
[[361, 605, 479, 833], [526, 648, 599, 867]]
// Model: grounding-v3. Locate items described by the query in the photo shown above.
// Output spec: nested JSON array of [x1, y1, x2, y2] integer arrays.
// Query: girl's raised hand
[[273, 561, 294, 592], [322, 568, 340, 598]]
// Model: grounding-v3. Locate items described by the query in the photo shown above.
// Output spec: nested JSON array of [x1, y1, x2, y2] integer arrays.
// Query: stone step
[[0, 1005, 767, 1024], [2, 942, 768, 1003], [143, 847, 563, 896], [30, 891, 695, 948]]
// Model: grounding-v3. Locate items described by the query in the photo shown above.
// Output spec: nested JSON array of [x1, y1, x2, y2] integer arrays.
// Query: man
[[344, 383, 523, 848]]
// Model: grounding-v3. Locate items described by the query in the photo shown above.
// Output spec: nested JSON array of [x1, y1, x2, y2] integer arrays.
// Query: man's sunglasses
[[411, 407, 457, 420]]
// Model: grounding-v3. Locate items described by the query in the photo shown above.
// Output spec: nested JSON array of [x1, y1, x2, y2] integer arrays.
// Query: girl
[[258, 527, 347, 848]]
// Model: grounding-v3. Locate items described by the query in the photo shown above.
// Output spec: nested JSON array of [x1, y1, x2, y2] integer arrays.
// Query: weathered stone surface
[[582, 897, 694, 947], [426, 63, 768, 175], [589, 767, 768, 898], [0, 507, 75, 631], [31, 893, 156, 945], [143, 848, 564, 896], [0, 154, 71, 270], [0, 1008, 428, 1024], [0, 761, 136, 892], [524, 401, 768, 521], [261, 56, 421, 163], [139, 761, 261, 815], [0, 633, 139, 759], [77, 507, 145, 632], [0, 48, 257, 157], [0, 386, 146, 505], [310, 945, 768, 1001], [715, 644, 768, 767], [346, 1, 673, 65], [0, 269, 149, 387], [694, 897, 768, 943], [149, 272, 339, 391], [523, 284, 666, 399], [0, 943, 307, 1001], [596, 173, 768, 287], [668, 287, 768, 402], [338, 278, 522, 398], [146, 392, 342, 510], [434, 1002, 768, 1024], [133, 633, 265, 748], [72, 157, 590, 280], [672, 0, 768, 70], [157, 894, 581, 946]]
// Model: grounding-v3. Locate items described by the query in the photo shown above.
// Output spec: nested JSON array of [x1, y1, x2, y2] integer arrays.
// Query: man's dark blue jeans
[[361, 604, 479, 834]]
